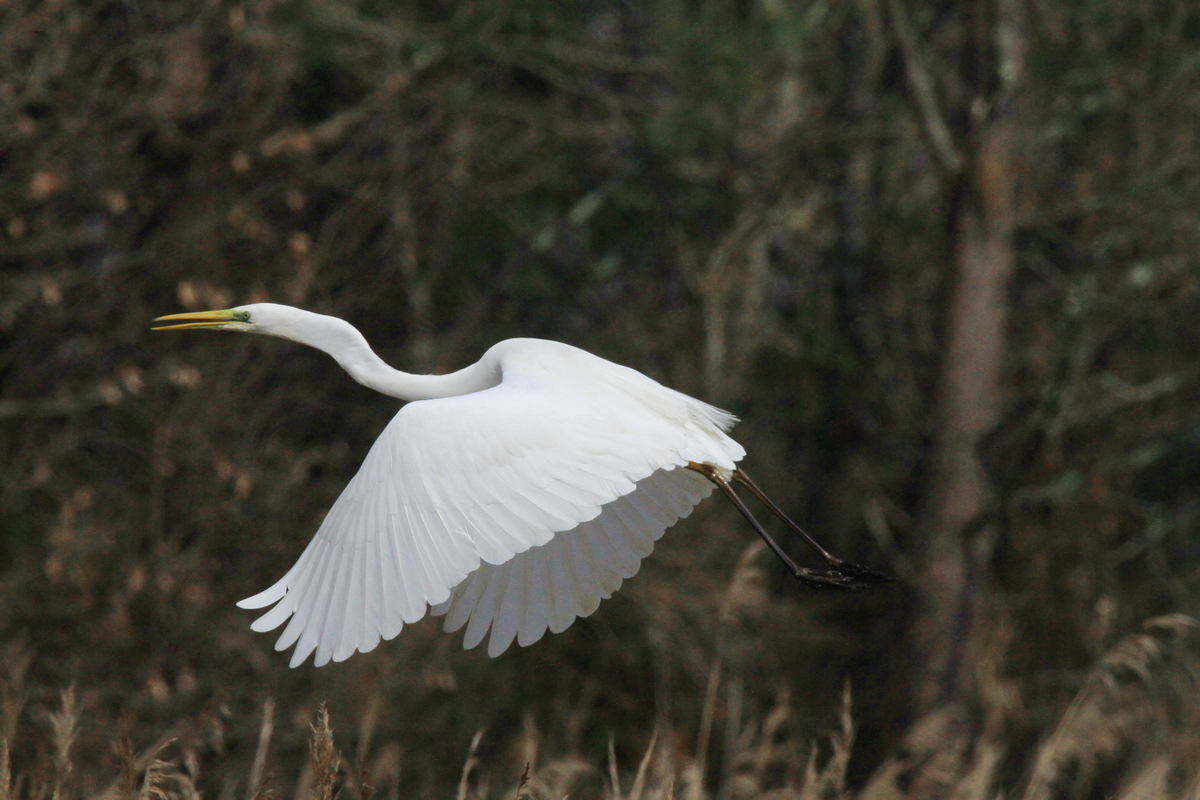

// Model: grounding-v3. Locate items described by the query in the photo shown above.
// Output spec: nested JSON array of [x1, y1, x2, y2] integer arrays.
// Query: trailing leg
[[732, 469, 895, 586], [687, 462, 896, 590]]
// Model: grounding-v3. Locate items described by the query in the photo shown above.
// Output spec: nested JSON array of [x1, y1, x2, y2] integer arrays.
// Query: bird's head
[[152, 303, 309, 337], [153, 307, 255, 332]]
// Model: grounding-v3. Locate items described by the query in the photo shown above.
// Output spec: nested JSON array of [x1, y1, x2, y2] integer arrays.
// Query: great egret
[[154, 304, 892, 667]]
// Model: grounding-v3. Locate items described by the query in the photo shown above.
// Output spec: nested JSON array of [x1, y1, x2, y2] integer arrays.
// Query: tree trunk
[[901, 0, 1025, 795]]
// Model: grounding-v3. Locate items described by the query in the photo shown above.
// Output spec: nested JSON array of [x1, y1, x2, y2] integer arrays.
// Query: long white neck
[[266, 310, 499, 401]]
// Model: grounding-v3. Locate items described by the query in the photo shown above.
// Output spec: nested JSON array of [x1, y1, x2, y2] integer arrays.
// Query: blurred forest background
[[3, 0, 1200, 797]]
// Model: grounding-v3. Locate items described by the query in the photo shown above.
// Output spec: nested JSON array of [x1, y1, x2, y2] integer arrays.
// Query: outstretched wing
[[238, 372, 742, 667]]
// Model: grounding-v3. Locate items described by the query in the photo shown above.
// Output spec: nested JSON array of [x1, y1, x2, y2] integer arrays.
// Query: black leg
[[733, 470, 895, 584], [687, 463, 897, 590]]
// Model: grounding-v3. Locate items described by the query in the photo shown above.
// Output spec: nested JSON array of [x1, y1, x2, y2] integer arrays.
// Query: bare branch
[[887, 0, 963, 175]]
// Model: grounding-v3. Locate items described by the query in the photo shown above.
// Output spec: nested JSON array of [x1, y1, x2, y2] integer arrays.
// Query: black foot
[[791, 560, 898, 591]]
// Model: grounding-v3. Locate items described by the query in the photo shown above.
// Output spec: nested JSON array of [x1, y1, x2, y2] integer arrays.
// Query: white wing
[[238, 356, 743, 667], [430, 465, 716, 656]]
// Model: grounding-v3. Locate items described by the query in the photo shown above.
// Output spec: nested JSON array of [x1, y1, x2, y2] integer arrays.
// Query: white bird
[[154, 303, 892, 667]]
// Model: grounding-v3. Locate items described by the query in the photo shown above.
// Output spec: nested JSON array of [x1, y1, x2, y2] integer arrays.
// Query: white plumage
[[155, 304, 745, 666]]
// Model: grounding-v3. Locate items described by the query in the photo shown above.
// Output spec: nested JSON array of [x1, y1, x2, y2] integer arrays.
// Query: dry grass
[[20, 683, 824, 800], [0, 521, 1197, 800], [1021, 615, 1200, 800], [0, 532, 1197, 800], [308, 706, 340, 800], [0, 613, 1198, 800]]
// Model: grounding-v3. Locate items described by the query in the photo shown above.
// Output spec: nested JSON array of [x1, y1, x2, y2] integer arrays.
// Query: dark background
[[3, 0, 1200, 798]]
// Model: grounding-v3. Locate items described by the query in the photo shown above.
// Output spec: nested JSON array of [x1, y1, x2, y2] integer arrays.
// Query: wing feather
[[645, 472, 693, 518], [270, 555, 320, 650], [287, 523, 347, 666], [355, 486, 387, 653], [315, 501, 362, 665], [363, 498, 384, 641], [332, 514, 368, 663], [622, 489, 672, 531], [462, 565, 502, 650], [518, 550, 551, 647], [379, 484, 408, 638], [353, 492, 384, 659], [376, 490, 404, 640], [405, 497, 449, 609], [571, 530, 612, 617], [563, 522, 611, 614], [601, 512, 643, 576], [543, 543, 570, 634], [440, 568, 483, 631], [486, 559, 522, 657]]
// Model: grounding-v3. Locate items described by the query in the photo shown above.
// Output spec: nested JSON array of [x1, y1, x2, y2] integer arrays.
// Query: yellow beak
[[152, 309, 239, 330]]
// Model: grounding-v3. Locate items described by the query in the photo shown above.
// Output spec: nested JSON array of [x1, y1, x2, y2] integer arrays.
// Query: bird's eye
[[234, 311, 251, 322]]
